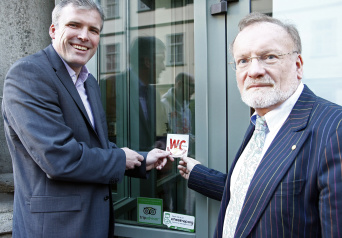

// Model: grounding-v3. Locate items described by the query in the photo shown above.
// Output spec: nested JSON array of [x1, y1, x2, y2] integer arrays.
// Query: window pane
[[99, 0, 195, 231], [167, 34, 184, 65], [106, 0, 119, 18], [105, 44, 119, 72]]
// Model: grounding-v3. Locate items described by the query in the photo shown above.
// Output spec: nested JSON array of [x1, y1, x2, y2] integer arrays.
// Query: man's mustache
[[244, 77, 275, 90]]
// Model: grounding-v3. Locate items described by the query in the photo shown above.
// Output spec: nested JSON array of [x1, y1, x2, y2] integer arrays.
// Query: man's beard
[[240, 76, 298, 109]]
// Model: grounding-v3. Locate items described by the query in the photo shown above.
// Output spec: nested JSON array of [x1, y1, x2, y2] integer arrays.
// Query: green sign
[[137, 197, 163, 225]]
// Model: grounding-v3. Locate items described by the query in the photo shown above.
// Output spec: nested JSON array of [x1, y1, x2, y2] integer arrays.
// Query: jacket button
[[104, 196, 109, 201]]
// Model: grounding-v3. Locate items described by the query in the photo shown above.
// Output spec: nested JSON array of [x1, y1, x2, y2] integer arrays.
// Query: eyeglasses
[[229, 51, 298, 71]]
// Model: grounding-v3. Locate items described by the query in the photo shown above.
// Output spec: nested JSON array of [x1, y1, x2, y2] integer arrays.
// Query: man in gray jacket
[[2, 0, 172, 237]]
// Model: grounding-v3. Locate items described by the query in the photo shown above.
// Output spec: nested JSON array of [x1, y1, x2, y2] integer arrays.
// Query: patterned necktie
[[223, 116, 268, 238]]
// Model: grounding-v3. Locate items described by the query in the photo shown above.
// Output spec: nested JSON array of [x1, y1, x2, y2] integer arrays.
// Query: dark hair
[[230, 12, 302, 54], [52, 0, 104, 31], [130, 36, 166, 69], [175, 72, 194, 84]]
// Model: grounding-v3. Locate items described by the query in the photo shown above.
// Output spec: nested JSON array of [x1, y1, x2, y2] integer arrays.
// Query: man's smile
[[72, 44, 88, 51]]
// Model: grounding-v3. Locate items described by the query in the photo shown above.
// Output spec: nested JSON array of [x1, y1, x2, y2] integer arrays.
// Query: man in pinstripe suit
[[178, 12, 342, 237]]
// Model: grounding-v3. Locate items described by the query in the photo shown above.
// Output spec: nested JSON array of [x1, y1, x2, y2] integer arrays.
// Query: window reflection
[[106, 0, 119, 19], [161, 72, 195, 155], [99, 0, 195, 227], [166, 34, 185, 66], [129, 36, 167, 151], [251, 0, 342, 106]]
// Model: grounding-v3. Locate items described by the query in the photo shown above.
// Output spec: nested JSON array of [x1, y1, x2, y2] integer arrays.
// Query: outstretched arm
[[178, 157, 227, 201]]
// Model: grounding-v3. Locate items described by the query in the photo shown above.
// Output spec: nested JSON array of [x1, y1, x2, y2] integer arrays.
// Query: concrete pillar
[[0, 0, 55, 236], [0, 0, 54, 175]]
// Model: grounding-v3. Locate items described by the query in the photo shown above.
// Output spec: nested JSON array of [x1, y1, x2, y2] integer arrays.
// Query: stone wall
[[0, 0, 55, 236]]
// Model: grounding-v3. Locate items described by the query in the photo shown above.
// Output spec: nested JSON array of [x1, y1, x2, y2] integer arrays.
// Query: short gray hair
[[52, 0, 104, 31], [230, 12, 302, 55]]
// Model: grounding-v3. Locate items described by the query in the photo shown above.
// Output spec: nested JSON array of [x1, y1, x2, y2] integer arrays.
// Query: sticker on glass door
[[166, 134, 189, 157], [137, 197, 163, 225], [163, 211, 195, 232]]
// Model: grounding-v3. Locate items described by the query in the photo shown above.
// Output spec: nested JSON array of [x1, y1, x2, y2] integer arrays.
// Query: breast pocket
[[274, 179, 305, 196]]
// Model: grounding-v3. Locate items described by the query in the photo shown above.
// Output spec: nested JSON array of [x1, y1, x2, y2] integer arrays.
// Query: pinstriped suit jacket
[[188, 85, 342, 238]]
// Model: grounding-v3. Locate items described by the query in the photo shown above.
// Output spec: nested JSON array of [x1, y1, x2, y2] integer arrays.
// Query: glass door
[[98, 0, 195, 236], [92, 0, 342, 237]]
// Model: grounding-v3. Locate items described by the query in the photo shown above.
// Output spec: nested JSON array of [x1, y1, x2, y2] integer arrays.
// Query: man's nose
[[247, 58, 266, 78], [78, 28, 89, 41]]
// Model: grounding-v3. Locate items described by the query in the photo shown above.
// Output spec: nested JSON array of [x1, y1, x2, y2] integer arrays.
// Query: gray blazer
[[2, 45, 147, 238]]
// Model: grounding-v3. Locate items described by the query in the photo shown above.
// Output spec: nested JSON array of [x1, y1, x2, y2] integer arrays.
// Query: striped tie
[[223, 116, 268, 238]]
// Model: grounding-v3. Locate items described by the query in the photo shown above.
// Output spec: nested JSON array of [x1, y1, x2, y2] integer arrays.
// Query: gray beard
[[241, 77, 298, 109]]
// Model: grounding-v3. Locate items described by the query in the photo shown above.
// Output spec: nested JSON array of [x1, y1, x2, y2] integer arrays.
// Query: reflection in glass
[[128, 36, 167, 151], [99, 0, 195, 229], [251, 0, 342, 106]]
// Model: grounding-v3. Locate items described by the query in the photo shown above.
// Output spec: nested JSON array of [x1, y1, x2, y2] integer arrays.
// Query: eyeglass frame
[[229, 51, 299, 71]]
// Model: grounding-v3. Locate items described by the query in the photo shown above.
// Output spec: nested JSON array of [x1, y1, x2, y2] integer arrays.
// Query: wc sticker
[[166, 134, 189, 157]]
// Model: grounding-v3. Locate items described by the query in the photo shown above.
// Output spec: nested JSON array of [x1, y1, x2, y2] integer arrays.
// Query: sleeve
[[188, 164, 227, 201], [2, 59, 128, 184], [318, 124, 342, 237]]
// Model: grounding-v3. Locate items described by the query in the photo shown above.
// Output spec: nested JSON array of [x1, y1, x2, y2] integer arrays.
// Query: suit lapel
[[43, 45, 94, 129], [234, 86, 316, 237], [85, 78, 108, 148]]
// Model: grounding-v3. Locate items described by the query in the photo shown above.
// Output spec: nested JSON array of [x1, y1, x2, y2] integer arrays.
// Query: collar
[[251, 82, 304, 133], [53, 46, 90, 85]]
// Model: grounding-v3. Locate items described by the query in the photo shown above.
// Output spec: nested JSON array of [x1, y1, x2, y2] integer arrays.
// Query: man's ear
[[49, 24, 56, 39], [296, 54, 304, 80]]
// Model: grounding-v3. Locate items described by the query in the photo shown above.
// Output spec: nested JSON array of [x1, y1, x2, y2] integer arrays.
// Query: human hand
[[146, 149, 173, 171], [178, 156, 201, 180], [122, 147, 144, 170]]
